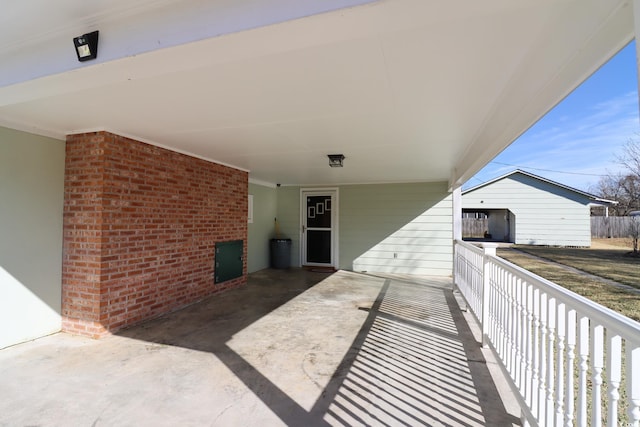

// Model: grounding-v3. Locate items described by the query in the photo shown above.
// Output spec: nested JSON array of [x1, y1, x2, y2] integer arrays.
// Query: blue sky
[[465, 41, 640, 193]]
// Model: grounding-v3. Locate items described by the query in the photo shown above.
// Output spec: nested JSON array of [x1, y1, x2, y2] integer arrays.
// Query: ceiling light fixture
[[328, 154, 345, 167], [73, 31, 99, 62]]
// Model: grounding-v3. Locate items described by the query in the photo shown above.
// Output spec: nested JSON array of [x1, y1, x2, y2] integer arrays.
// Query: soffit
[[0, 0, 633, 187]]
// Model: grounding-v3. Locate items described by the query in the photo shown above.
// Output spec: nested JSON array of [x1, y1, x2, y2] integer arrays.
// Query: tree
[[592, 173, 640, 215], [593, 138, 640, 215], [593, 138, 640, 255], [617, 135, 640, 178], [630, 215, 640, 255]]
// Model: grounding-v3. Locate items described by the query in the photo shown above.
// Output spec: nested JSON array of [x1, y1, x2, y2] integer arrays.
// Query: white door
[[301, 190, 337, 267]]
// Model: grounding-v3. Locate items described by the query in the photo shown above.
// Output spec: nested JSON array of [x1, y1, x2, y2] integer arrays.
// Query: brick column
[[62, 131, 248, 338], [62, 133, 107, 337]]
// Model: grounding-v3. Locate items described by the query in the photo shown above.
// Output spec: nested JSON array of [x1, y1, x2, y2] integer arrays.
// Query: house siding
[[248, 183, 277, 272], [0, 127, 65, 349], [275, 186, 302, 267], [277, 182, 453, 276], [463, 173, 591, 246], [342, 182, 452, 276]]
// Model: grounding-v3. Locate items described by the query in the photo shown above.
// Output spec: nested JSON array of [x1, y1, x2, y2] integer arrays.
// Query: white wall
[[0, 127, 65, 348], [463, 173, 592, 246], [275, 186, 302, 267], [247, 182, 277, 272]]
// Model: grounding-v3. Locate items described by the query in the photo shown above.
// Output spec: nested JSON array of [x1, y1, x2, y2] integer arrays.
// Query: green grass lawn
[[504, 244, 639, 289], [496, 246, 640, 321]]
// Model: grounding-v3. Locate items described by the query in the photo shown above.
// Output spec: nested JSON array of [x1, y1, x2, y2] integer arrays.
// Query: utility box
[[214, 240, 243, 284]]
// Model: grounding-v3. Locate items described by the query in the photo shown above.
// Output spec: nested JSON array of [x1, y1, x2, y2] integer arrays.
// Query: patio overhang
[[0, 0, 635, 188]]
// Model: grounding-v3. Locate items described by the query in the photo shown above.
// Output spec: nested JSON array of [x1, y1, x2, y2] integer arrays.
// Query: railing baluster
[[475, 251, 481, 314], [577, 315, 589, 427], [497, 265, 503, 349], [500, 269, 507, 366], [532, 288, 541, 419], [489, 263, 497, 345], [565, 308, 576, 427], [503, 268, 508, 361], [628, 344, 640, 427], [525, 282, 534, 409], [538, 292, 548, 422], [476, 250, 481, 315], [494, 266, 501, 355], [467, 251, 473, 312], [498, 266, 504, 354], [499, 266, 505, 354], [555, 302, 566, 426], [606, 333, 621, 427], [590, 324, 604, 427], [546, 296, 556, 426], [517, 278, 526, 395], [508, 272, 517, 379], [504, 269, 510, 368]]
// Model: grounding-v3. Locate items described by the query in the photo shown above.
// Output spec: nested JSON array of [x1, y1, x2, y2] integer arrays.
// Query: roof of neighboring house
[[463, 169, 618, 205]]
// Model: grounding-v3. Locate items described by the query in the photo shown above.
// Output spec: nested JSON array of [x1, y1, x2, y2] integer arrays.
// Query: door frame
[[300, 188, 339, 268]]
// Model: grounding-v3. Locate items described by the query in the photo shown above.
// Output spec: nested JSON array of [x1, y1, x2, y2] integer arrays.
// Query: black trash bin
[[270, 238, 291, 269]]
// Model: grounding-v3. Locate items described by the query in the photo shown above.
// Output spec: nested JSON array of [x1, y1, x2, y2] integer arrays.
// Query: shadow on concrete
[[118, 268, 519, 426]]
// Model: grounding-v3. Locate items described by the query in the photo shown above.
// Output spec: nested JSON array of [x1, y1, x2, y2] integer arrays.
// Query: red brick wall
[[62, 131, 248, 338]]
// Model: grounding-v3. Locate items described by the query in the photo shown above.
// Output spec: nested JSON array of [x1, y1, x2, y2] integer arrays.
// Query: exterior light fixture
[[328, 154, 345, 167], [73, 31, 99, 62]]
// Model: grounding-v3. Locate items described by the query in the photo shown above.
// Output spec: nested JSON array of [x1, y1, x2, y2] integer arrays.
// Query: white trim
[[300, 187, 339, 269], [0, 117, 65, 140], [249, 177, 277, 188], [463, 169, 617, 204], [279, 179, 443, 187], [247, 194, 254, 223]]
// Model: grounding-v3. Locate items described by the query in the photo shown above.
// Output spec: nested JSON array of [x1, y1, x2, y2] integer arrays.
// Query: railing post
[[453, 239, 460, 292], [481, 243, 498, 347], [452, 186, 462, 293]]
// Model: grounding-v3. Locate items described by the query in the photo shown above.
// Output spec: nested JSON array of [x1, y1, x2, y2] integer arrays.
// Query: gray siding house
[[462, 170, 615, 247]]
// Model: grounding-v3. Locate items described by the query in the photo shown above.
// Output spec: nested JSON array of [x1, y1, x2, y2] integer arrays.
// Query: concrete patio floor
[[0, 269, 521, 426]]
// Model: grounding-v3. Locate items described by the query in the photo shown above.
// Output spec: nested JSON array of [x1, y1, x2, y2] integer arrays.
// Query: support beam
[[452, 186, 462, 241]]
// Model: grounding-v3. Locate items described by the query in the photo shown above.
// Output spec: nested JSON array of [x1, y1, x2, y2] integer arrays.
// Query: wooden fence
[[591, 216, 637, 238], [464, 217, 635, 239], [462, 218, 488, 238]]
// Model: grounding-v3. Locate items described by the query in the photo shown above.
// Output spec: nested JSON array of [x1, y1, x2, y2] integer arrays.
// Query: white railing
[[453, 239, 640, 427]]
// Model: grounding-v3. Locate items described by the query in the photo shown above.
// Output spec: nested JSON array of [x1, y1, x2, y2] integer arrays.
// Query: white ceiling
[[0, 0, 634, 187]]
